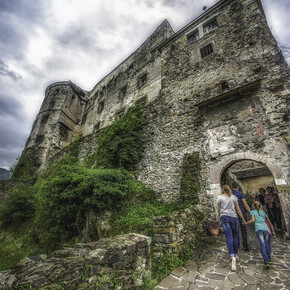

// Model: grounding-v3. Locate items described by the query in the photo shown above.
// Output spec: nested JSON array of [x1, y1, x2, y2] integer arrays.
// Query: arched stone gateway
[[207, 151, 290, 238]]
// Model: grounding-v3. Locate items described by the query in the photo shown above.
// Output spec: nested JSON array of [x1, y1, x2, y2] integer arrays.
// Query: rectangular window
[[200, 43, 214, 58], [119, 85, 127, 100], [97, 100, 105, 113], [203, 19, 218, 34], [137, 73, 147, 88], [187, 31, 199, 44]]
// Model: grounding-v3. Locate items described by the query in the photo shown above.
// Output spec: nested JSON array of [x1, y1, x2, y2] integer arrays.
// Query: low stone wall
[[0, 233, 151, 289], [153, 205, 205, 256]]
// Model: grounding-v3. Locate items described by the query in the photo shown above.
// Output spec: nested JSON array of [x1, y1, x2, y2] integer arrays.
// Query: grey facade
[[22, 0, 290, 235]]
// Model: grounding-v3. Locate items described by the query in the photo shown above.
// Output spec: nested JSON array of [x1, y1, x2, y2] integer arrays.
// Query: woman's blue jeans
[[256, 230, 271, 264], [220, 216, 239, 257]]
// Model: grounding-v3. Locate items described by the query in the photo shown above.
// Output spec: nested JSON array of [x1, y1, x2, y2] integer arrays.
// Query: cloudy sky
[[0, 0, 289, 170]]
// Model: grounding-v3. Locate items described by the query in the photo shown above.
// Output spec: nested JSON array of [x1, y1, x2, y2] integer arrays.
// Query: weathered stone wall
[[153, 206, 205, 256], [24, 81, 87, 169], [136, 0, 289, 228], [23, 21, 174, 170], [15, 0, 290, 231], [80, 19, 174, 136], [0, 233, 151, 289]]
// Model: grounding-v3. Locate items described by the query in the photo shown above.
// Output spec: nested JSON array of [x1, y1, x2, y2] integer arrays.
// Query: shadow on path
[[155, 227, 290, 289]]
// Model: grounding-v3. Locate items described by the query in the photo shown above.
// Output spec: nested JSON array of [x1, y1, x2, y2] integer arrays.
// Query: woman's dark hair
[[231, 182, 239, 189], [259, 188, 266, 194], [266, 186, 272, 192]]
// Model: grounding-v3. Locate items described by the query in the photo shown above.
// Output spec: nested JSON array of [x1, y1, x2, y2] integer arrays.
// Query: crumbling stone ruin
[[20, 0, 290, 234]]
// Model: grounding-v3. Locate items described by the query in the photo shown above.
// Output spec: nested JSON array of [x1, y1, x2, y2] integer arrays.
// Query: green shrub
[[87, 105, 147, 170], [112, 200, 184, 236], [0, 184, 36, 228], [35, 163, 147, 248]]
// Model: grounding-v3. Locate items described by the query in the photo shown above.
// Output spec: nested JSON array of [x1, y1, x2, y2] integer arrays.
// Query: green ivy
[[179, 153, 200, 204], [35, 164, 143, 249], [86, 105, 147, 170]]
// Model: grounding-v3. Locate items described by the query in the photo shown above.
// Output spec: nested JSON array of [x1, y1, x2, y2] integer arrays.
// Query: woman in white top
[[217, 185, 246, 271]]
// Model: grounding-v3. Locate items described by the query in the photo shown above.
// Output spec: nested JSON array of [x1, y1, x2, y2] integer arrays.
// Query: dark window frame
[[187, 30, 200, 44], [137, 73, 147, 88], [200, 43, 214, 58], [119, 85, 127, 100], [97, 100, 105, 113], [203, 18, 218, 34]]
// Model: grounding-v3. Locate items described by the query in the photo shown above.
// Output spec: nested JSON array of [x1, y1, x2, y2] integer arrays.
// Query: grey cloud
[[0, 60, 22, 81], [0, 0, 48, 60], [0, 92, 23, 118], [0, 123, 28, 169], [0, 0, 46, 22], [56, 24, 97, 49]]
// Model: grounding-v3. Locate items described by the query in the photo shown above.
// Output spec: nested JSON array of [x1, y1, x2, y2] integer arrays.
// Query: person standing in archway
[[217, 185, 247, 271], [231, 182, 251, 251]]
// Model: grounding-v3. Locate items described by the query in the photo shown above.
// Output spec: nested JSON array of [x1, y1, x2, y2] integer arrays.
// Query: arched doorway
[[221, 160, 286, 235], [207, 151, 289, 238]]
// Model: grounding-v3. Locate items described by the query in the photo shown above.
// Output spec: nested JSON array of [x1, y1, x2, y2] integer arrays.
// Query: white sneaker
[[235, 255, 239, 262], [231, 257, 237, 271]]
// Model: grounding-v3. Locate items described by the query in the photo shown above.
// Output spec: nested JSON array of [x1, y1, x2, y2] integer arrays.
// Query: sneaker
[[264, 264, 271, 269], [268, 261, 272, 265], [235, 255, 240, 262], [231, 257, 237, 271]]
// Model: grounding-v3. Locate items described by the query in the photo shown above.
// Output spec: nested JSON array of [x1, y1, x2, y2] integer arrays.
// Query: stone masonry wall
[[136, 0, 289, 221], [153, 206, 205, 256], [0, 233, 151, 289]]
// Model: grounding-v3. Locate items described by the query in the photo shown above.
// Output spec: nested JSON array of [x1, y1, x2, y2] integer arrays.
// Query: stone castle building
[[22, 0, 290, 235]]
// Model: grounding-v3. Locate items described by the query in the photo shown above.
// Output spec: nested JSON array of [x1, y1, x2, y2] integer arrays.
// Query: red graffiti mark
[[255, 123, 264, 138]]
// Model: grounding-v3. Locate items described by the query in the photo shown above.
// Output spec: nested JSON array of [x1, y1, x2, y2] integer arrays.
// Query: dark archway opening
[[221, 159, 286, 235]]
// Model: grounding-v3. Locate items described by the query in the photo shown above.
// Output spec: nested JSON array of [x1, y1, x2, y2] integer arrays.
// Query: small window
[[203, 19, 218, 34], [187, 31, 199, 44], [94, 122, 100, 131], [119, 85, 127, 100], [35, 135, 44, 145], [49, 101, 55, 109], [59, 125, 68, 141], [41, 115, 49, 125], [81, 113, 87, 125], [200, 43, 214, 58], [137, 73, 147, 88], [98, 100, 105, 113], [221, 81, 229, 93]]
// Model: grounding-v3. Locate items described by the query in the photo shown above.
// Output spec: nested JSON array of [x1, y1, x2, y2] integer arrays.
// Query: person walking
[[265, 187, 282, 231], [217, 185, 247, 271], [231, 182, 251, 251], [243, 201, 275, 269]]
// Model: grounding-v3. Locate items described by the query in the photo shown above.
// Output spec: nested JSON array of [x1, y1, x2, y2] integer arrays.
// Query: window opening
[[119, 85, 127, 100], [200, 43, 214, 58], [81, 113, 87, 125], [187, 31, 199, 44], [221, 81, 229, 93], [41, 115, 49, 125], [137, 73, 147, 88], [98, 100, 105, 113], [203, 18, 218, 34]]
